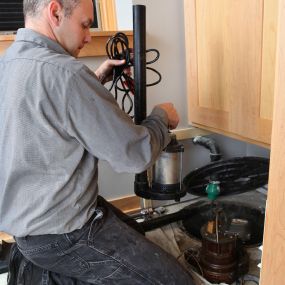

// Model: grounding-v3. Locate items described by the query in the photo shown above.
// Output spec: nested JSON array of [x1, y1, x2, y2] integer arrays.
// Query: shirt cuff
[[150, 106, 169, 128]]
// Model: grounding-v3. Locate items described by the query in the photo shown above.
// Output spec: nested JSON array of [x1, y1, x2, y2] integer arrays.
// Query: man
[[0, 0, 194, 284]]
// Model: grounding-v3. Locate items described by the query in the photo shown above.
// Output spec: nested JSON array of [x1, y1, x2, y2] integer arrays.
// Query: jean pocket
[[18, 241, 89, 277], [88, 257, 152, 285], [49, 243, 90, 276], [81, 245, 124, 282]]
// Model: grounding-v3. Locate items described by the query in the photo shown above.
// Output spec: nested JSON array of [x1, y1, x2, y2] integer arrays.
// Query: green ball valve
[[206, 181, 220, 201]]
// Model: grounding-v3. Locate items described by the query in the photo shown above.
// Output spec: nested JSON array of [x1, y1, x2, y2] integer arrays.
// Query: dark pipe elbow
[[192, 136, 222, 162]]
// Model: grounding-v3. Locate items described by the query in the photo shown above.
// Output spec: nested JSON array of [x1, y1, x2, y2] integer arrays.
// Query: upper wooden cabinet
[[184, 0, 278, 147]]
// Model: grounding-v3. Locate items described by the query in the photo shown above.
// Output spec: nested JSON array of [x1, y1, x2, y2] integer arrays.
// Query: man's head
[[23, 0, 94, 57]]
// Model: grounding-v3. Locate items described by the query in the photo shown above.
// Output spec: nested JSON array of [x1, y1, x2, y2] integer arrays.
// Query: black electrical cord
[[106, 32, 162, 116]]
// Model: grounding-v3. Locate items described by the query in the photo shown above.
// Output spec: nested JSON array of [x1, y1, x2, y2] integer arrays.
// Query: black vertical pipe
[[133, 5, 147, 124], [133, 5, 150, 198]]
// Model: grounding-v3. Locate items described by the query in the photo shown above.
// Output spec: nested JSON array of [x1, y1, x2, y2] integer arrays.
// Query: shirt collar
[[15, 28, 70, 56]]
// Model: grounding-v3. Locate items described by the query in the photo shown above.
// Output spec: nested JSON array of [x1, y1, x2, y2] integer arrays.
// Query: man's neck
[[25, 16, 57, 43]]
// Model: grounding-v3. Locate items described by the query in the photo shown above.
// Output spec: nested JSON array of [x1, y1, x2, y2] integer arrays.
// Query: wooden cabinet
[[260, 0, 285, 283], [184, 0, 278, 147]]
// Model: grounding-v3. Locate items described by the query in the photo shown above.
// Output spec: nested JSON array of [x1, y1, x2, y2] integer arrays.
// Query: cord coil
[[106, 32, 162, 117]]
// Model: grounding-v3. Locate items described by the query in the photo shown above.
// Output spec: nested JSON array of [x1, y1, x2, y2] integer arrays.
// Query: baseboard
[[0, 232, 14, 243], [108, 195, 141, 214]]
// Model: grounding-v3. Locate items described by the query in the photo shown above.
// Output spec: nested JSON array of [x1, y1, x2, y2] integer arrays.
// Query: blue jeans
[[13, 197, 194, 285]]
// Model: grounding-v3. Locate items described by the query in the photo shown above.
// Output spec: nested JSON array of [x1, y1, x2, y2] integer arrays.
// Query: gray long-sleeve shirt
[[0, 28, 170, 237]]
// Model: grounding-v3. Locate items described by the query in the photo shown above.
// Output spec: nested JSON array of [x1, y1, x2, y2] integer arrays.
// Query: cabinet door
[[260, 0, 285, 282], [184, 0, 278, 147]]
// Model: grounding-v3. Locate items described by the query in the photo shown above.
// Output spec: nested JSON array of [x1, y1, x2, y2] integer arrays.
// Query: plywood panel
[[260, 1, 285, 283]]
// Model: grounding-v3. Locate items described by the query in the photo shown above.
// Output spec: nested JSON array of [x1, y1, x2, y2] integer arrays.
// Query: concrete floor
[[0, 273, 7, 285]]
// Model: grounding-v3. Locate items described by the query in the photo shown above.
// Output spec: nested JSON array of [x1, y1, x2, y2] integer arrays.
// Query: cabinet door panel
[[196, 0, 230, 111], [184, 0, 276, 146], [260, 0, 278, 120]]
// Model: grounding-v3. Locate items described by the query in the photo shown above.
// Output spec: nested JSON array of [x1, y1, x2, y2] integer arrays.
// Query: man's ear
[[47, 0, 64, 27]]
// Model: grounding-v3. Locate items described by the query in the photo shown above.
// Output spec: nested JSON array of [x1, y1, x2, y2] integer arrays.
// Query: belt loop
[[87, 208, 104, 242], [41, 269, 49, 285]]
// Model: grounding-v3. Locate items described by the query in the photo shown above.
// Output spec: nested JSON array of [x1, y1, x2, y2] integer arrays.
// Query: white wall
[[80, 0, 270, 200], [115, 0, 133, 30], [132, 0, 189, 127]]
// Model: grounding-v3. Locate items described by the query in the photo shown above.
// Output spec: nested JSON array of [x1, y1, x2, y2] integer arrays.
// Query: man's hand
[[95, 59, 129, 85], [156, 103, 179, 130]]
